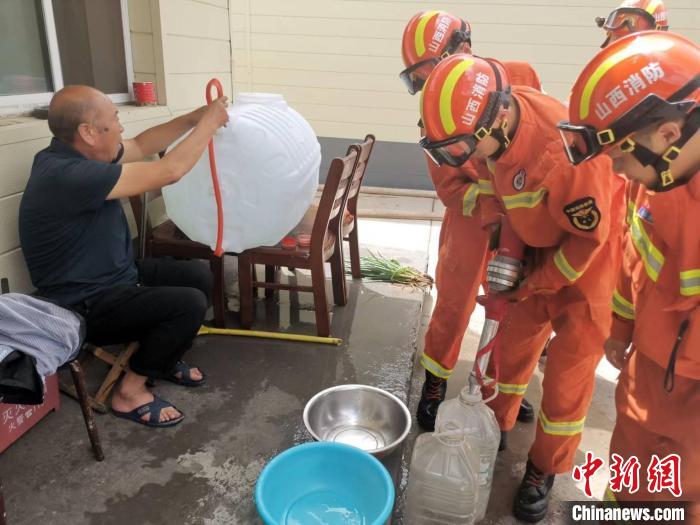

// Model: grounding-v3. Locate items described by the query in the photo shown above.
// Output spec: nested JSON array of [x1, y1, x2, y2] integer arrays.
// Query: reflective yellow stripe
[[462, 184, 479, 217], [462, 179, 494, 216], [439, 59, 474, 135], [478, 179, 494, 195], [627, 203, 665, 282], [579, 36, 674, 120], [502, 188, 547, 210], [415, 11, 438, 58], [680, 269, 700, 296], [538, 411, 586, 436], [420, 353, 452, 379], [554, 248, 583, 283], [497, 382, 528, 395], [611, 289, 635, 320], [645, 0, 662, 15]]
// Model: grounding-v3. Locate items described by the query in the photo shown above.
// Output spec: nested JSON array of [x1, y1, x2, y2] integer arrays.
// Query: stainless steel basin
[[303, 384, 411, 458]]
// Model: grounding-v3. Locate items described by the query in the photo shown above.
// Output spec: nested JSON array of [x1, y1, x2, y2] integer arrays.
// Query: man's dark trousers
[[78, 258, 211, 379]]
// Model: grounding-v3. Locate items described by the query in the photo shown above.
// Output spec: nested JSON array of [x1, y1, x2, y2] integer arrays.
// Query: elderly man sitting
[[19, 85, 228, 427]]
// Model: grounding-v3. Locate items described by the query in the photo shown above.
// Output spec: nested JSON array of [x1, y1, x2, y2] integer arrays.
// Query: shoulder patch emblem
[[513, 169, 526, 190], [563, 197, 600, 231]]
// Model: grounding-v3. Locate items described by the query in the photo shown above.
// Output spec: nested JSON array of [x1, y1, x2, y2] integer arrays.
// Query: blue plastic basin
[[255, 442, 395, 525]]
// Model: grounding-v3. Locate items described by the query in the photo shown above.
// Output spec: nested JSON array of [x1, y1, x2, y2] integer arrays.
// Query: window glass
[[0, 0, 53, 96]]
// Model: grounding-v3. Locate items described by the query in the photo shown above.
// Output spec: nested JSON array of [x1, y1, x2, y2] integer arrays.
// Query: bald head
[[48, 86, 107, 144]]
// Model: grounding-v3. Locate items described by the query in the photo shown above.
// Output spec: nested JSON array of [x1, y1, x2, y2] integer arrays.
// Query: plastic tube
[[205, 78, 225, 257]]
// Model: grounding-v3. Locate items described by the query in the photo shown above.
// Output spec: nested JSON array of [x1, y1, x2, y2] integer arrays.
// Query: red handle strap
[[206, 78, 225, 257], [473, 294, 509, 390], [473, 217, 525, 394], [473, 336, 499, 387]]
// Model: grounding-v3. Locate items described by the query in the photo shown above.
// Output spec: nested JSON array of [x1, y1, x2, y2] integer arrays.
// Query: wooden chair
[[342, 134, 376, 279], [237, 148, 360, 337], [129, 190, 227, 328], [0, 278, 103, 462]]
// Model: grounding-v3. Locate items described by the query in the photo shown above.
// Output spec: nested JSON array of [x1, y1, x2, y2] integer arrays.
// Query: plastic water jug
[[404, 421, 479, 524], [435, 387, 500, 521], [162, 93, 321, 253]]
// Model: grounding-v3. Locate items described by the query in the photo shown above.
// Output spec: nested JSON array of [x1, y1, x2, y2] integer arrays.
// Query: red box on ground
[[0, 374, 60, 453]]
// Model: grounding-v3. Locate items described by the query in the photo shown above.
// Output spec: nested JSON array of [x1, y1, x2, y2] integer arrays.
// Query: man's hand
[[200, 96, 229, 132], [186, 104, 208, 127], [111, 96, 230, 199], [604, 338, 630, 370], [124, 96, 229, 162]]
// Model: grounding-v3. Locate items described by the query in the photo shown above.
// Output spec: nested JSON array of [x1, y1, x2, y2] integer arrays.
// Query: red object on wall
[[0, 374, 60, 453], [133, 82, 157, 105]]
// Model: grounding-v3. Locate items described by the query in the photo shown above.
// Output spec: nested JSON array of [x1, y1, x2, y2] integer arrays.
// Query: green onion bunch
[[350, 252, 434, 290]]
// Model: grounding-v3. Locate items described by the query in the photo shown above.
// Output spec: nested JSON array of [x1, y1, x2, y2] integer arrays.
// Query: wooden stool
[[60, 342, 139, 414], [65, 359, 104, 461]]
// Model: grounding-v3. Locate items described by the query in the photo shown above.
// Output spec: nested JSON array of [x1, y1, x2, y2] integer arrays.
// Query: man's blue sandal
[[146, 361, 206, 388], [164, 361, 207, 387], [112, 396, 184, 428]]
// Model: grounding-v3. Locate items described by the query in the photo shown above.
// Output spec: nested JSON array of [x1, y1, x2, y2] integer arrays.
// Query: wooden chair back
[[310, 148, 359, 255], [344, 134, 376, 218]]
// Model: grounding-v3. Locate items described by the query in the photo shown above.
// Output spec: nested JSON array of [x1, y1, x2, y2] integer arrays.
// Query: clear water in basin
[[285, 490, 366, 525], [324, 424, 387, 452]]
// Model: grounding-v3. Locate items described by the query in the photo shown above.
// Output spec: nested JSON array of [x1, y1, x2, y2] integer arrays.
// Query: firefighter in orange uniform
[[595, 0, 669, 48], [400, 11, 541, 430], [560, 31, 700, 519], [420, 54, 625, 521]]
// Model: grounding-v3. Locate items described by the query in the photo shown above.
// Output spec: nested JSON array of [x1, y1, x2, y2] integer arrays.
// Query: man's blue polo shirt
[[19, 138, 138, 306]]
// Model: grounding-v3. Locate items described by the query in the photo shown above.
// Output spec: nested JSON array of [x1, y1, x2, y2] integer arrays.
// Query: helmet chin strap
[[477, 59, 512, 161], [489, 119, 512, 160], [487, 99, 515, 161], [623, 109, 699, 192]]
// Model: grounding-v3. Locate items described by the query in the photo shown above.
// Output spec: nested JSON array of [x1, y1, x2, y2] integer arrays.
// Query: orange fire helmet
[[596, 0, 669, 47], [418, 54, 511, 167], [400, 11, 471, 95], [558, 32, 700, 188]]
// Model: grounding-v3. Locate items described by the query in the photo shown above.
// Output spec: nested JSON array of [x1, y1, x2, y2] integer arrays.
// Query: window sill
[[0, 104, 173, 147]]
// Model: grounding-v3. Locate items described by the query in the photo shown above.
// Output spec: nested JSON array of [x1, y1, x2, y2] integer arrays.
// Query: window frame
[[0, 0, 135, 110]]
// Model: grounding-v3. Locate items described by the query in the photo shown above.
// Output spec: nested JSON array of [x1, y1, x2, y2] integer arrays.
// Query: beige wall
[[129, 0, 167, 103], [129, 0, 231, 112], [230, 0, 700, 143], [160, 0, 232, 113]]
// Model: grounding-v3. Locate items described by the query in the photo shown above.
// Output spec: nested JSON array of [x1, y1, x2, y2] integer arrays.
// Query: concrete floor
[[0, 201, 617, 524], [0, 217, 431, 525]]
